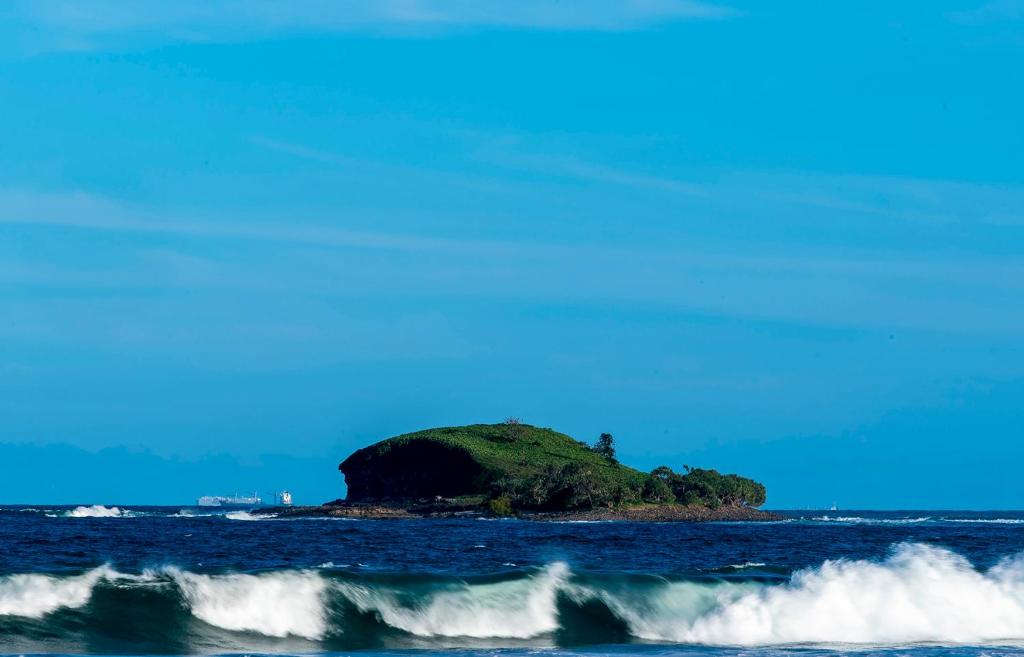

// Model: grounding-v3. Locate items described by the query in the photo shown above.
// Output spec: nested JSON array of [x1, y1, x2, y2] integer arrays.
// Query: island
[[272, 421, 781, 521]]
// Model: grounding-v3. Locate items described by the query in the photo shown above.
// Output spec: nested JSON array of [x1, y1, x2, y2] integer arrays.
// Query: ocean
[[1, 507, 1023, 657]]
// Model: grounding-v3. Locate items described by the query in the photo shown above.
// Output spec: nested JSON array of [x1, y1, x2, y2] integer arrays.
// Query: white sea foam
[[943, 518, 1024, 525], [0, 566, 115, 617], [224, 511, 257, 521], [808, 515, 1024, 526], [339, 562, 568, 638], [166, 567, 327, 639], [589, 543, 1024, 646], [810, 515, 932, 524], [58, 505, 135, 518], [224, 511, 276, 521]]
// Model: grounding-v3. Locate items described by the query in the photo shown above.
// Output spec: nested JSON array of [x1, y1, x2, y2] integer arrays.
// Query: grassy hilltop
[[339, 421, 766, 514]]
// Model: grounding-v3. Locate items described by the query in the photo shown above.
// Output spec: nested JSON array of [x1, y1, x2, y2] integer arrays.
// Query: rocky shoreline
[[263, 501, 785, 522]]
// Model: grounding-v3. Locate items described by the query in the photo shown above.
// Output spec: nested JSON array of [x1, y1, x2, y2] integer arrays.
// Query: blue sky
[[1, 0, 1022, 507]]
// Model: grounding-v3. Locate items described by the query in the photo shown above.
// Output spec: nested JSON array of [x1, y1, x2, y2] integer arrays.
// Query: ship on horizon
[[196, 491, 263, 508]]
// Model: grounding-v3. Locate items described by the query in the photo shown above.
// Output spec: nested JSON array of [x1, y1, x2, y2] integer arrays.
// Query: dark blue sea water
[[2, 507, 1024, 657]]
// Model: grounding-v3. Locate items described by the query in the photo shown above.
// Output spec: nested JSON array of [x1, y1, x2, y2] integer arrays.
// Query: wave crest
[[63, 505, 133, 518], [606, 543, 1024, 645], [165, 567, 327, 639], [0, 566, 115, 618], [5, 545, 1024, 648], [339, 562, 568, 638], [223, 511, 275, 521]]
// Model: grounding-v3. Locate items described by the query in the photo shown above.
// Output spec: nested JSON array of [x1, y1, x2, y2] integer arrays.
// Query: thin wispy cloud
[[5, 185, 1022, 280], [473, 140, 1024, 227], [0, 187, 478, 253], [248, 137, 368, 168], [751, 172, 1024, 228], [948, 0, 1024, 24], [248, 136, 535, 200], [479, 150, 709, 197], [3, 187, 1024, 337], [259, 132, 1024, 226], [11, 0, 739, 53]]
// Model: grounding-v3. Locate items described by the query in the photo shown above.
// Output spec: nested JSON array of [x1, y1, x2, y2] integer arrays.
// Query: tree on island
[[646, 465, 766, 508], [592, 432, 617, 463], [643, 471, 675, 503], [500, 416, 527, 442]]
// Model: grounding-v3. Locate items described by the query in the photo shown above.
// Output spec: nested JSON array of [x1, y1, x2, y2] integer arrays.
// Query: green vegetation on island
[[338, 420, 766, 515]]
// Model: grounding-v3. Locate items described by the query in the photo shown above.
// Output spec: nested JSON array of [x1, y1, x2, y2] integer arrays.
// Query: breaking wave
[[588, 544, 1024, 645], [224, 510, 276, 521], [166, 567, 327, 639], [339, 562, 568, 638], [0, 566, 116, 618], [944, 518, 1024, 525], [809, 515, 932, 524], [804, 515, 1024, 526], [54, 505, 138, 518], [4, 544, 1024, 651]]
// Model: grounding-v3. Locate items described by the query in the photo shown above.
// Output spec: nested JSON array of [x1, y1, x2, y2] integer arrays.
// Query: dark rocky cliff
[[340, 439, 489, 500]]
